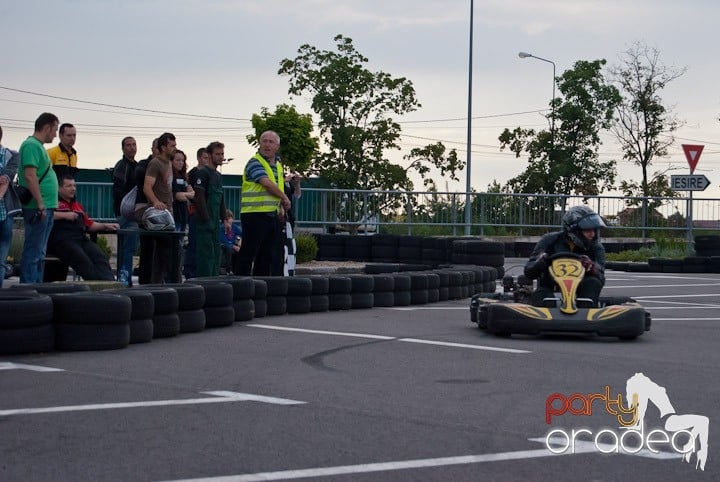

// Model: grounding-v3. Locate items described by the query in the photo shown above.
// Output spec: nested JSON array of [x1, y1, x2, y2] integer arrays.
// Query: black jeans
[[236, 213, 280, 276], [53, 238, 115, 281]]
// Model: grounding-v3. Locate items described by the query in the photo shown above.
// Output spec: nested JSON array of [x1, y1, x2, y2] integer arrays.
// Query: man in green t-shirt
[[19, 112, 59, 283]]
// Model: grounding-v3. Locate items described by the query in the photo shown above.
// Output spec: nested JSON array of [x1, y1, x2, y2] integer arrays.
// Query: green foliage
[[96, 235, 112, 258], [606, 235, 688, 261], [403, 142, 464, 190], [610, 42, 686, 198], [280, 35, 456, 191], [499, 59, 621, 196], [247, 104, 319, 174], [294, 233, 318, 264]]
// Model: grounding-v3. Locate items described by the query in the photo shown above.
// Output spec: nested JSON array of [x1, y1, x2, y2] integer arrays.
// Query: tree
[[610, 42, 686, 198], [499, 60, 621, 196], [403, 142, 464, 190], [247, 104, 318, 174], [619, 168, 678, 210], [279, 34, 461, 191]]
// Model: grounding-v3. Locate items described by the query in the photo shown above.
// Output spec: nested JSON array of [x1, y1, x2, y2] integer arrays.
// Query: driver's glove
[[579, 255, 596, 275]]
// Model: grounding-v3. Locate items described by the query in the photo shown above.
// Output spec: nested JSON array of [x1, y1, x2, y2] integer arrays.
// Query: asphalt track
[[1, 261, 718, 481]]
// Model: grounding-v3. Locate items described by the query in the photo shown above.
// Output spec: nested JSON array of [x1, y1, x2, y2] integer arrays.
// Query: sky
[[2, 0, 719, 196]]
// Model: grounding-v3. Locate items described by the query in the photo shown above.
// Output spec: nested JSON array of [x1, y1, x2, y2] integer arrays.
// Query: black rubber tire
[[391, 274, 411, 291], [11, 282, 90, 294], [130, 286, 179, 315], [203, 305, 235, 327], [447, 285, 464, 299], [438, 286, 449, 301], [129, 318, 154, 343], [253, 277, 288, 296], [0, 324, 55, 355], [365, 263, 400, 274], [50, 292, 131, 325], [373, 291, 395, 307], [427, 288, 440, 303], [104, 289, 155, 320], [254, 298, 268, 318], [371, 274, 394, 292], [371, 245, 397, 262], [351, 292, 374, 309], [232, 298, 255, 321], [178, 309, 206, 333], [410, 289, 428, 305], [408, 273, 429, 291], [186, 280, 234, 307], [328, 293, 352, 310], [142, 283, 205, 310], [328, 276, 352, 294], [310, 294, 330, 312], [265, 295, 287, 316], [393, 290, 411, 306], [190, 276, 255, 300], [286, 277, 313, 297], [0, 292, 54, 328], [302, 276, 330, 295], [347, 274, 374, 293], [425, 273, 440, 289], [55, 323, 130, 351], [286, 295, 312, 314], [152, 313, 180, 337], [253, 279, 268, 299]]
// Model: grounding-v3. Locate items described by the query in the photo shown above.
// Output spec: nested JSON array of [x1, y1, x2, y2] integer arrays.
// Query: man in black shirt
[[111, 136, 139, 283]]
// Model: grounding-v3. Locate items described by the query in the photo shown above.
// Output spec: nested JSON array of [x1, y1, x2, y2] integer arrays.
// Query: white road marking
[[634, 293, 720, 299], [0, 362, 64, 372], [604, 282, 720, 289], [398, 338, 530, 353], [652, 318, 720, 321], [0, 391, 305, 417], [247, 324, 394, 340], [388, 306, 467, 310], [159, 446, 591, 482], [247, 324, 530, 354]]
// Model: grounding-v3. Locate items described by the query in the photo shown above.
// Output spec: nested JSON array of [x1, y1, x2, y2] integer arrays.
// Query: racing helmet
[[142, 207, 175, 231], [562, 205, 606, 248]]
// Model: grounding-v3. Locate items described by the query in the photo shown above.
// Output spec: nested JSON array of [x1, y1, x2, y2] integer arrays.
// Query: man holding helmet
[[524, 205, 606, 306]]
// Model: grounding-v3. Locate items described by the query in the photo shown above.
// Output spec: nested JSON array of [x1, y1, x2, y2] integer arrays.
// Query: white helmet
[[142, 208, 175, 231]]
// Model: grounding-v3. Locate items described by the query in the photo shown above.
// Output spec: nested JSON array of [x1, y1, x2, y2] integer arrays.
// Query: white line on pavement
[[159, 447, 588, 482], [388, 306, 467, 310], [0, 362, 64, 372], [247, 324, 530, 354], [0, 391, 305, 417], [604, 282, 720, 289]]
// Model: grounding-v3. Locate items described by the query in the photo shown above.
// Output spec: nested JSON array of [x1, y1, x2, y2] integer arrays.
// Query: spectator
[[193, 141, 228, 277], [172, 149, 194, 233], [236, 130, 290, 276], [133, 138, 157, 284], [19, 112, 60, 283], [183, 147, 209, 278], [47, 123, 78, 179], [111, 136, 139, 285], [135, 134, 176, 283], [0, 125, 22, 287], [219, 209, 242, 275], [48, 175, 119, 280]]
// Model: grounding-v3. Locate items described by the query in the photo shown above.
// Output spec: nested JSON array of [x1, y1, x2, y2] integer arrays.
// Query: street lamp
[[464, 0, 474, 235], [518, 51, 556, 140]]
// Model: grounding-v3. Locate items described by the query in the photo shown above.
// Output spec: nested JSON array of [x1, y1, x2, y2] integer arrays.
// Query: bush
[[96, 234, 112, 258], [295, 233, 318, 264]]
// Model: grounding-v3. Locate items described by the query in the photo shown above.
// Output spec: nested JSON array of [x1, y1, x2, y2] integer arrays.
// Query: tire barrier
[[185, 279, 235, 327], [10, 282, 91, 294], [192, 276, 254, 321], [328, 275, 352, 311], [315, 234, 345, 261], [143, 283, 206, 333], [694, 235, 720, 257], [344, 235, 372, 262], [254, 277, 288, 317], [371, 234, 400, 263], [51, 292, 131, 351], [286, 277, 313, 314], [104, 288, 156, 343], [371, 274, 395, 307], [391, 273, 411, 307], [298, 275, 330, 313], [130, 286, 180, 338], [346, 274, 375, 309], [0, 291, 55, 355], [252, 279, 268, 318]]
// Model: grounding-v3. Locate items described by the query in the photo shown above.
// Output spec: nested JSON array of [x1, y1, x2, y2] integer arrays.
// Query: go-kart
[[470, 253, 651, 340]]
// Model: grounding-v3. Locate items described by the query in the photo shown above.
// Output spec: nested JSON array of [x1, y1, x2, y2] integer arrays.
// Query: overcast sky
[[2, 0, 719, 196]]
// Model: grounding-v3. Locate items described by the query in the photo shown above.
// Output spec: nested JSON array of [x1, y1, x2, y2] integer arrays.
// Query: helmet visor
[[577, 213, 606, 230]]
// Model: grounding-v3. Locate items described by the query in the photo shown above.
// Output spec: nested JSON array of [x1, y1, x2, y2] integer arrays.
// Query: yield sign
[[682, 144, 704, 174]]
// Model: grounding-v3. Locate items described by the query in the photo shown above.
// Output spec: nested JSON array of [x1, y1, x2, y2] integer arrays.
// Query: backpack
[[119, 185, 138, 218]]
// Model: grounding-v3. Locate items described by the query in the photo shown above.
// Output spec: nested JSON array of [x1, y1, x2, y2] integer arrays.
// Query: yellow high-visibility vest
[[241, 153, 284, 214]]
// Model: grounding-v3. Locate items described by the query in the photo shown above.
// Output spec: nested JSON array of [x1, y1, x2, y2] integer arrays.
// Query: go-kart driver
[[524, 205, 606, 306]]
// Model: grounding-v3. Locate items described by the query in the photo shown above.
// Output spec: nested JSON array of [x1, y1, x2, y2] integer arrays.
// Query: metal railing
[[76, 182, 720, 237]]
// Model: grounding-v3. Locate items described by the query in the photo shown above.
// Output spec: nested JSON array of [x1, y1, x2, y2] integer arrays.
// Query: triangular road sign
[[682, 144, 704, 174]]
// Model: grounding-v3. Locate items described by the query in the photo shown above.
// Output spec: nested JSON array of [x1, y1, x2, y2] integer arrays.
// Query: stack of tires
[[286, 277, 313, 314], [391, 273, 412, 306], [194, 277, 255, 322], [397, 236, 422, 264], [51, 292, 132, 351], [371, 274, 395, 307], [253, 279, 268, 318], [344, 235, 372, 262], [187, 279, 235, 327], [346, 274, 374, 309], [316, 234, 345, 261], [451, 240, 505, 277], [0, 291, 55, 355], [131, 286, 180, 338], [327, 275, 352, 310], [371, 235, 399, 263], [300, 276, 330, 312], [254, 277, 288, 316], [421, 237, 448, 266], [104, 288, 155, 343]]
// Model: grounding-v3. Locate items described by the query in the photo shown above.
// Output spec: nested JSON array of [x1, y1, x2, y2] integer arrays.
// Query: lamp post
[[518, 51, 556, 141], [464, 0, 474, 235]]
